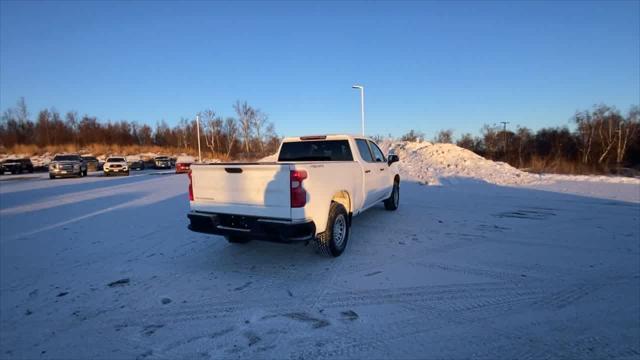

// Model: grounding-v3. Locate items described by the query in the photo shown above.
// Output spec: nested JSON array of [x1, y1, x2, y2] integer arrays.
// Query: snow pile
[[259, 153, 277, 162], [176, 156, 195, 163], [382, 141, 541, 186]]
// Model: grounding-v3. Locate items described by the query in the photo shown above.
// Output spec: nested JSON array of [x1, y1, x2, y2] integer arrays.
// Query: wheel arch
[[320, 190, 352, 233]]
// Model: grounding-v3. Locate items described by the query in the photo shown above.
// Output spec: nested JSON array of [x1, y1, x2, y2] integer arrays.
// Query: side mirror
[[387, 154, 399, 166]]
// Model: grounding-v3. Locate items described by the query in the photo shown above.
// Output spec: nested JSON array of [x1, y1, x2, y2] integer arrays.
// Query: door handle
[[365, 170, 371, 174], [379, 168, 385, 171]]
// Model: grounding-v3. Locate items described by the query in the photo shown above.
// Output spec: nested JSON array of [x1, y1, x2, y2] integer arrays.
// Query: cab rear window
[[278, 140, 353, 162]]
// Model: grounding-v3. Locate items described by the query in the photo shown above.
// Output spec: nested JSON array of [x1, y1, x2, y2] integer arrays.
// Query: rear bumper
[[187, 211, 315, 242]]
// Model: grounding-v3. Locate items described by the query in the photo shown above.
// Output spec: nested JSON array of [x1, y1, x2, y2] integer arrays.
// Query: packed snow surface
[[0, 168, 639, 359]]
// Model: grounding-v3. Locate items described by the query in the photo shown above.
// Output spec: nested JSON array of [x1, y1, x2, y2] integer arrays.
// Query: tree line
[[0, 98, 280, 159], [2, 98, 638, 173], [397, 104, 639, 174]]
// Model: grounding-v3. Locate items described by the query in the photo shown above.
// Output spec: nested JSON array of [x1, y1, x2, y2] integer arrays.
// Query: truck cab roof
[[281, 134, 371, 143]]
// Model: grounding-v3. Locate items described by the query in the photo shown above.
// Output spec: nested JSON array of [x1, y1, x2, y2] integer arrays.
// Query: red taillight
[[188, 170, 194, 201], [290, 170, 307, 208]]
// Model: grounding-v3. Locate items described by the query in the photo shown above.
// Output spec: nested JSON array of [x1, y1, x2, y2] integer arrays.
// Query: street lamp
[[196, 114, 202, 163], [352, 85, 365, 136]]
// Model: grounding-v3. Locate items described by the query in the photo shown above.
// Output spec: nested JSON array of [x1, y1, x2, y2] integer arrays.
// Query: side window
[[368, 141, 386, 162], [355, 139, 374, 162]]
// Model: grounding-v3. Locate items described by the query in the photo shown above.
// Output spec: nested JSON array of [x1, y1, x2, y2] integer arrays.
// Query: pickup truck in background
[[49, 154, 88, 179], [187, 135, 400, 257]]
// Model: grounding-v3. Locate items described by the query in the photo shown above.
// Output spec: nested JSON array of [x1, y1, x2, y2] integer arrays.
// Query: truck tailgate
[[190, 164, 292, 219]]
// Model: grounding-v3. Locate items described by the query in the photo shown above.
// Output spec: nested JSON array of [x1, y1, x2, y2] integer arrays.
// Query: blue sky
[[1, 1, 638, 138]]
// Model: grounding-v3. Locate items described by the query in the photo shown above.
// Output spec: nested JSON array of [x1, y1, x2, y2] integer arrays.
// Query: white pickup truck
[[187, 135, 400, 256]]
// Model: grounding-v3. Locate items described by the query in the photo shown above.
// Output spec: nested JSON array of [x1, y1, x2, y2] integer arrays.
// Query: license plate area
[[221, 215, 252, 230]]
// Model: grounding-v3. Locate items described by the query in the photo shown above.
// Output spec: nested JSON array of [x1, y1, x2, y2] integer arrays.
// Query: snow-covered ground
[[1, 168, 638, 359]]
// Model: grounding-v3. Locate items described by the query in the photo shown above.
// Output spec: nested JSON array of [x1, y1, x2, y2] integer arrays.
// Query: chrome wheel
[[333, 214, 347, 248]]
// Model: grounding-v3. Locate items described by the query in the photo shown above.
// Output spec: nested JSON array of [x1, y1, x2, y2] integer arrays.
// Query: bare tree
[[207, 117, 223, 156], [594, 105, 620, 164], [400, 129, 424, 142], [253, 109, 268, 153], [481, 124, 500, 157], [65, 111, 79, 146], [200, 110, 222, 155], [16, 97, 29, 123], [223, 117, 238, 158], [434, 129, 454, 143], [573, 109, 595, 164], [515, 127, 532, 168], [616, 105, 640, 164], [234, 101, 255, 154], [178, 117, 192, 150]]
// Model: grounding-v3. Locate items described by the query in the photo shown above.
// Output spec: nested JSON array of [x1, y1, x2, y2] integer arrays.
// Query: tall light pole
[[196, 114, 202, 163], [352, 85, 365, 136], [500, 121, 510, 154]]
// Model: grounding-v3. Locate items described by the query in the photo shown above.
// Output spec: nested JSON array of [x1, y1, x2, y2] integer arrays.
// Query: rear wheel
[[83, 169, 88, 177], [384, 180, 400, 211], [225, 236, 251, 244], [49, 174, 55, 179], [125, 171, 130, 176], [316, 202, 350, 257]]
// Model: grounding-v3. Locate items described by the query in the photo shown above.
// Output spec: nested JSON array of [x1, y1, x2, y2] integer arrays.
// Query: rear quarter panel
[[292, 162, 362, 235]]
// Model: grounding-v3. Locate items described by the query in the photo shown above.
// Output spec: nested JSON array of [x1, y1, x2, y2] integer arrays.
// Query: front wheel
[[83, 169, 88, 177], [316, 202, 350, 257], [384, 181, 400, 211]]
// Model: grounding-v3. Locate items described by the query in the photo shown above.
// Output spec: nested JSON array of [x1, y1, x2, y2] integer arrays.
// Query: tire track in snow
[[0, 175, 172, 216]]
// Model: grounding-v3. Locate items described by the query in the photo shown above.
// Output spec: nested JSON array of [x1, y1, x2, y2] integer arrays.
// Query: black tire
[[83, 169, 88, 177], [225, 235, 250, 244], [384, 180, 400, 211], [316, 202, 350, 257], [125, 171, 130, 176], [49, 174, 55, 179]]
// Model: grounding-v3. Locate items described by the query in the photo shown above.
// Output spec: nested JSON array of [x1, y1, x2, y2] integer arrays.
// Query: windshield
[[107, 157, 125, 162], [278, 140, 353, 162], [53, 155, 81, 162], [155, 157, 169, 161]]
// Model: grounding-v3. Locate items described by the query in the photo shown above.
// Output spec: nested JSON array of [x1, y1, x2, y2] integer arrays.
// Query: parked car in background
[[127, 156, 145, 170], [1, 158, 34, 174], [154, 156, 172, 169], [82, 156, 100, 172], [103, 156, 129, 176], [49, 154, 87, 179], [175, 156, 195, 173]]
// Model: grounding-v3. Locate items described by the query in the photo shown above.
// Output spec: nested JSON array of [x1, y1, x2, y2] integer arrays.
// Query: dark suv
[[154, 156, 172, 169], [1, 158, 34, 174], [82, 156, 100, 172]]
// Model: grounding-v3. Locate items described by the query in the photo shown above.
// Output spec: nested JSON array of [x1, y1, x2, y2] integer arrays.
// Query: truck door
[[368, 140, 394, 201], [355, 139, 380, 208]]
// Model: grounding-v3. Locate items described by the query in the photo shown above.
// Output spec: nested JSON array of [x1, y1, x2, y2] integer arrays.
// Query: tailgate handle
[[225, 168, 243, 174]]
